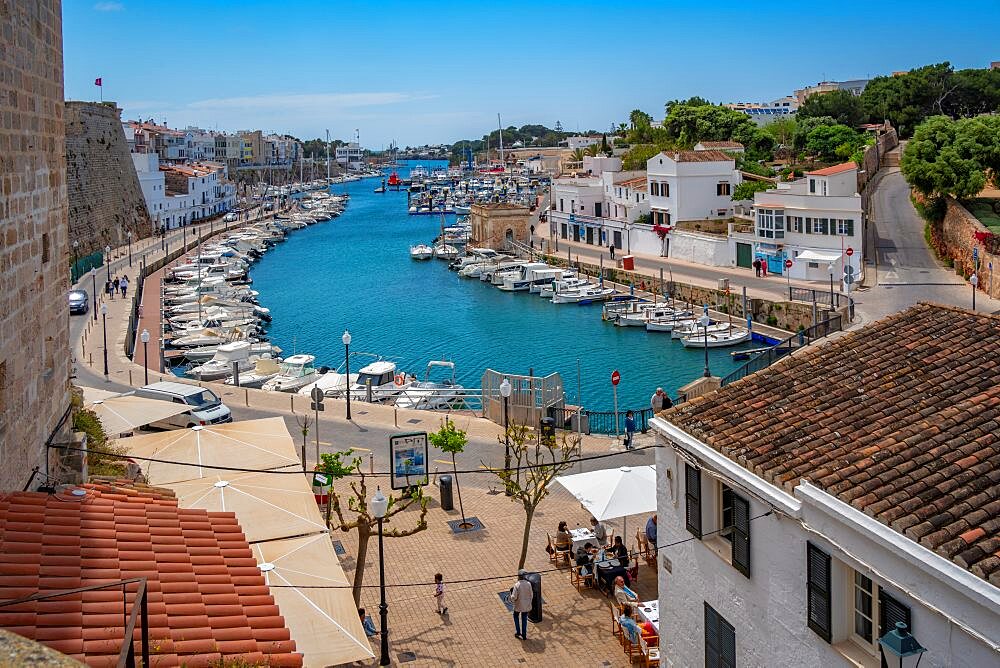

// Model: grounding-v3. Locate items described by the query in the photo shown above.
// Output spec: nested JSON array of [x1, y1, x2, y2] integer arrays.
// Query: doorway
[[586, 227, 594, 245], [736, 242, 752, 268]]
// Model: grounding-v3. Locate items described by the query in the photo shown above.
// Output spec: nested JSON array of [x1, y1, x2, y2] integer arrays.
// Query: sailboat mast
[[497, 113, 504, 171], [325, 129, 330, 182]]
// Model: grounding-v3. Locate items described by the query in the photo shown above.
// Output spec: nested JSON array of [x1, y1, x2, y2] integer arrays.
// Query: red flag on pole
[[94, 77, 102, 86]]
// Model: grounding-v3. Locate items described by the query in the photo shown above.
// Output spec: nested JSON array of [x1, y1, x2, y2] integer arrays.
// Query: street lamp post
[[140, 329, 150, 385], [127, 231, 133, 267], [100, 303, 109, 381], [104, 245, 111, 284], [91, 269, 98, 321], [878, 622, 926, 668], [699, 312, 711, 378], [828, 263, 835, 307], [342, 330, 352, 420], [971, 273, 978, 311], [499, 378, 512, 475], [369, 488, 391, 667], [72, 240, 79, 283]]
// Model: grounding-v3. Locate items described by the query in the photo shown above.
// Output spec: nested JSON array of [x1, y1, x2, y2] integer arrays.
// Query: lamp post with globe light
[[72, 240, 79, 283], [828, 263, 835, 306], [100, 303, 109, 381], [499, 378, 512, 474], [105, 245, 111, 284], [140, 329, 150, 385], [699, 312, 711, 378], [369, 488, 390, 666], [342, 330, 352, 420]]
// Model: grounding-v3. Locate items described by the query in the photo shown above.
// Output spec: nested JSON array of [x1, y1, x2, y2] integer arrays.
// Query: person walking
[[433, 573, 447, 615], [623, 410, 637, 450], [608, 241, 615, 260], [105, 279, 115, 301], [119, 275, 129, 298], [761, 260, 768, 278], [112, 276, 120, 297], [752, 258, 761, 278], [510, 570, 533, 640]]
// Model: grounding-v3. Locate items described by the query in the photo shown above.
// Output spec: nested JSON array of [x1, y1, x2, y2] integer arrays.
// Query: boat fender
[[394, 374, 405, 386]]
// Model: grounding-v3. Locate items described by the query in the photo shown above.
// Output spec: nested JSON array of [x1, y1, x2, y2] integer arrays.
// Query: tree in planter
[[486, 422, 578, 569], [318, 449, 429, 605], [429, 418, 471, 528]]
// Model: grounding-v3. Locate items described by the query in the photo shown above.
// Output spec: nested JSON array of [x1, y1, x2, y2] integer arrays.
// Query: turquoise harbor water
[[248, 161, 755, 411]]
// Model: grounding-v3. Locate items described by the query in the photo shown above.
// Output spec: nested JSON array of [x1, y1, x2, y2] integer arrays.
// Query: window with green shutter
[[806, 542, 832, 642], [878, 588, 911, 638], [705, 602, 736, 668], [685, 464, 702, 539], [731, 494, 751, 578]]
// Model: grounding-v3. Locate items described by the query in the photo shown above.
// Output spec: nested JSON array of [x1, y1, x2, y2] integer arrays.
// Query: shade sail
[[796, 249, 843, 262], [116, 417, 301, 485], [553, 465, 657, 521], [85, 392, 192, 436], [254, 533, 374, 666], [169, 467, 327, 543]]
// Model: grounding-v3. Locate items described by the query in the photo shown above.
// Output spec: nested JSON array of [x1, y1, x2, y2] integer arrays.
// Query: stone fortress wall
[[65, 101, 151, 255]]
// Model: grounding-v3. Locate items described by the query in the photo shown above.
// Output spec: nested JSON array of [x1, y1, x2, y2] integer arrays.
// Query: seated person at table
[[640, 619, 657, 638], [575, 542, 597, 574], [358, 607, 378, 638], [613, 575, 638, 606], [610, 535, 629, 561], [555, 521, 572, 551], [618, 604, 643, 643], [590, 517, 608, 545]]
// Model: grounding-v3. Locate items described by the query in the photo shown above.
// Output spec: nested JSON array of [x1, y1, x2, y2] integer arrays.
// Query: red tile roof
[[0, 480, 303, 667], [806, 162, 857, 176], [662, 303, 1000, 585], [665, 150, 735, 163], [697, 141, 745, 150]]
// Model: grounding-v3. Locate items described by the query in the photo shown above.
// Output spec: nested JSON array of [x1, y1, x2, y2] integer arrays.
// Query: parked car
[[133, 381, 232, 429], [68, 289, 89, 315], [224, 212, 238, 222]]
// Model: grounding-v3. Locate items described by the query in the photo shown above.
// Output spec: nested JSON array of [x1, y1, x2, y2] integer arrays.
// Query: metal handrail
[[0, 577, 149, 668], [720, 315, 843, 387]]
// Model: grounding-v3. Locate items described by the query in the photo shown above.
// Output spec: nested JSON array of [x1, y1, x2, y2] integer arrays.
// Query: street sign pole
[[311, 386, 325, 466], [611, 370, 621, 439]]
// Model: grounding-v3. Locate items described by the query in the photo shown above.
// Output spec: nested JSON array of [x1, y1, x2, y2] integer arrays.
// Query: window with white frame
[[811, 218, 827, 234], [662, 182, 670, 197], [852, 571, 876, 649], [836, 219, 855, 235], [757, 208, 785, 239]]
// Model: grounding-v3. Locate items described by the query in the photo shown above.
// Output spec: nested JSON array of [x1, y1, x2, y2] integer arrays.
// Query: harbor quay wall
[[0, 0, 73, 491], [65, 101, 152, 255]]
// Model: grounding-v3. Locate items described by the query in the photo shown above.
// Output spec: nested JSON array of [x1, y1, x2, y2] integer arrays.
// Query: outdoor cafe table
[[638, 599, 659, 633], [569, 527, 596, 552]]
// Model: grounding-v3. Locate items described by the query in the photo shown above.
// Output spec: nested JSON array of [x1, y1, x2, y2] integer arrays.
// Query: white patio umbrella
[[84, 391, 192, 436], [553, 465, 657, 543]]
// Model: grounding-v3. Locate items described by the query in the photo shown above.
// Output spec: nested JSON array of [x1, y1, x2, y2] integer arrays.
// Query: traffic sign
[[844, 264, 856, 276], [784, 259, 793, 269], [973, 246, 979, 261], [846, 247, 854, 257], [611, 370, 621, 386], [310, 386, 324, 403]]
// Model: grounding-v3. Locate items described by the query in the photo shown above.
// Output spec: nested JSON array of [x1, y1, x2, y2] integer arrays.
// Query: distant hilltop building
[[724, 96, 798, 126], [991, 61, 1000, 70], [794, 79, 869, 105]]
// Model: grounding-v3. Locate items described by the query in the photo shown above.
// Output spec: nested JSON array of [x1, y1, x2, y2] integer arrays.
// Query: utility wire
[[47, 442, 662, 476], [267, 511, 774, 590]]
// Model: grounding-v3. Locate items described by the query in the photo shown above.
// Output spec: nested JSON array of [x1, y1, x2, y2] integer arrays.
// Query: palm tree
[[584, 144, 601, 157], [570, 148, 585, 163]]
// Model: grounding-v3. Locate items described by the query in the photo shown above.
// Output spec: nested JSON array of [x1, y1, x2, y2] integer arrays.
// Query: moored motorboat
[[225, 356, 282, 388], [394, 361, 464, 410], [680, 327, 752, 348], [262, 354, 318, 392], [551, 286, 616, 304], [433, 244, 459, 260], [410, 244, 434, 260]]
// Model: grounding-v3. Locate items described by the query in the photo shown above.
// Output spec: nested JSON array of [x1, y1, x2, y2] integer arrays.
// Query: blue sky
[[64, 0, 1000, 147]]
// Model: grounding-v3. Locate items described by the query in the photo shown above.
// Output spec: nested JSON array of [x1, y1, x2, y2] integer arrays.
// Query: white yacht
[[539, 277, 589, 298], [410, 244, 434, 260], [185, 341, 260, 381], [496, 263, 554, 292], [225, 356, 282, 388], [671, 321, 734, 340], [434, 244, 459, 260], [551, 285, 616, 304], [681, 327, 752, 348], [394, 361, 464, 410], [262, 354, 318, 392], [341, 360, 412, 402]]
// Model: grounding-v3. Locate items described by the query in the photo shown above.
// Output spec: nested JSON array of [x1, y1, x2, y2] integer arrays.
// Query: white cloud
[[93, 2, 124, 11]]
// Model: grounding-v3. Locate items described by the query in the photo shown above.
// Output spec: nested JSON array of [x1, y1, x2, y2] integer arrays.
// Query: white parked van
[[133, 381, 232, 429]]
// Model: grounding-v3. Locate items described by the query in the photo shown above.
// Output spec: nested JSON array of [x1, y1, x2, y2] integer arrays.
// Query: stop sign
[[846, 247, 854, 257], [784, 259, 793, 269], [611, 370, 621, 386]]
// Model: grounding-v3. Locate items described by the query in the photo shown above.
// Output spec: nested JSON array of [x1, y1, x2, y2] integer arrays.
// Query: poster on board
[[389, 432, 429, 490]]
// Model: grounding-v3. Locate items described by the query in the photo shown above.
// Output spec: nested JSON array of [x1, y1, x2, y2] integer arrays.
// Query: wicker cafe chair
[[610, 603, 623, 643], [640, 634, 660, 667], [546, 534, 558, 564], [553, 539, 572, 567], [570, 563, 595, 591]]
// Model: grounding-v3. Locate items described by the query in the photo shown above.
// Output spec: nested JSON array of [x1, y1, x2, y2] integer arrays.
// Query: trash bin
[[439, 475, 454, 511], [539, 417, 556, 443], [621, 255, 635, 271], [526, 571, 543, 623]]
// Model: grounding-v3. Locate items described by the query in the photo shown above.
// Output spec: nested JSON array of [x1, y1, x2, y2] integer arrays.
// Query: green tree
[[805, 124, 863, 160], [664, 96, 712, 115], [901, 115, 995, 199], [429, 418, 471, 527], [622, 144, 661, 171], [319, 449, 429, 604], [797, 89, 866, 128], [570, 147, 585, 163], [486, 423, 578, 569], [731, 180, 773, 201], [761, 117, 797, 148], [629, 109, 653, 129], [792, 116, 837, 150]]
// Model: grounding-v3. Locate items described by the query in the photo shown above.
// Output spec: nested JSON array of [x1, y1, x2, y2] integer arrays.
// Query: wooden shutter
[[731, 494, 751, 578], [806, 542, 832, 642], [705, 602, 736, 668], [878, 588, 912, 637], [820, 218, 830, 234], [845, 219, 855, 236], [685, 464, 702, 539], [804, 217, 811, 234]]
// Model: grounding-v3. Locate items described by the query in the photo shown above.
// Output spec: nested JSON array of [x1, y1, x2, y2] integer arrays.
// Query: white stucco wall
[[666, 230, 731, 266], [628, 226, 666, 256], [654, 431, 1000, 668]]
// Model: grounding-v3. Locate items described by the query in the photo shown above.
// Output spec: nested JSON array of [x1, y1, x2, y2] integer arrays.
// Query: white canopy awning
[[553, 465, 657, 521], [83, 389, 192, 436], [796, 249, 843, 262]]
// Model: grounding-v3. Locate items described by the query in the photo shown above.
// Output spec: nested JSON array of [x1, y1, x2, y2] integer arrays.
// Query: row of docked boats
[[409, 217, 471, 260], [603, 300, 752, 347], [405, 170, 544, 215]]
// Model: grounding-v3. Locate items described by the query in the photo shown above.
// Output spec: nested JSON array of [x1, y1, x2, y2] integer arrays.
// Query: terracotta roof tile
[[663, 303, 1000, 581], [0, 482, 303, 667], [806, 162, 857, 176]]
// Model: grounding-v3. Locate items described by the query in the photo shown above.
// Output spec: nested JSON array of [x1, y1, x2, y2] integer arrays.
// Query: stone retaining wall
[[65, 101, 151, 255], [932, 198, 999, 299]]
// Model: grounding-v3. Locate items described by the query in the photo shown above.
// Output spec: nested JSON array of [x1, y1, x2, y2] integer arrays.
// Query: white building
[[563, 135, 601, 150], [747, 162, 863, 280], [131, 152, 235, 230], [646, 150, 743, 228], [550, 174, 605, 244], [604, 172, 649, 224], [336, 142, 363, 170], [694, 141, 745, 154], [185, 127, 217, 161], [652, 303, 1000, 668]]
